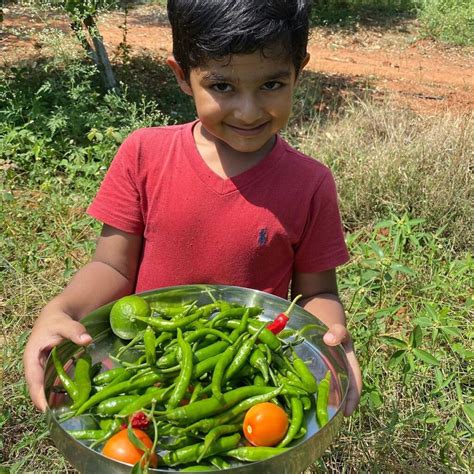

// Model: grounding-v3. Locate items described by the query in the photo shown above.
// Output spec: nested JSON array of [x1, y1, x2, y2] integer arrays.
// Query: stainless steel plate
[[45, 285, 349, 474]]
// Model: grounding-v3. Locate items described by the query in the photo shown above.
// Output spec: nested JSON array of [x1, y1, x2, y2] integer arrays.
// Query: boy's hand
[[323, 323, 362, 416], [23, 310, 92, 412]]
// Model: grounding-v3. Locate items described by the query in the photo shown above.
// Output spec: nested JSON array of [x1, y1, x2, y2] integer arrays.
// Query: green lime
[[109, 295, 150, 340]]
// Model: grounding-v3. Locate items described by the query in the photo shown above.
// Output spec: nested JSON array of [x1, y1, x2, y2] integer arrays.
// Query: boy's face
[[168, 50, 308, 156]]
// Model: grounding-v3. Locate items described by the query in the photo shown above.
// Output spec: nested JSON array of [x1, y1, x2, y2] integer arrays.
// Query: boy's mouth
[[226, 122, 269, 137]]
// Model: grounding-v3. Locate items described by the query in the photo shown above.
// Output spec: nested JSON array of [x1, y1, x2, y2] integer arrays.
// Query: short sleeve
[[87, 132, 144, 234], [294, 171, 349, 273]]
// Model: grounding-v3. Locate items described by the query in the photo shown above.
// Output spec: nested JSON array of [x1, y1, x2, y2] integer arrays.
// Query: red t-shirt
[[88, 121, 349, 298]]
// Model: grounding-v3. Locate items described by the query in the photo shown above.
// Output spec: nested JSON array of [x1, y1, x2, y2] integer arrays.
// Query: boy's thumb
[[62, 321, 92, 346]]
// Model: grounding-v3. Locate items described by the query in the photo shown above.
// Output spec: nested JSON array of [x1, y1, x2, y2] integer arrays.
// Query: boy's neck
[[193, 122, 276, 179]]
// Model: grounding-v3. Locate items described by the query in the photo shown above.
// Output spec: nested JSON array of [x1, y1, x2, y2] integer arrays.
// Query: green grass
[[1, 11, 473, 474], [311, 0, 473, 45], [417, 0, 474, 46]]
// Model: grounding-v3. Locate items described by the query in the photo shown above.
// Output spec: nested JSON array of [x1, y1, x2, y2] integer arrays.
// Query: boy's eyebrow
[[201, 70, 292, 82]]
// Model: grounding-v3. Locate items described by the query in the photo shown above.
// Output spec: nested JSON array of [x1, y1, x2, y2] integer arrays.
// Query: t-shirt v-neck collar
[[182, 120, 285, 195]]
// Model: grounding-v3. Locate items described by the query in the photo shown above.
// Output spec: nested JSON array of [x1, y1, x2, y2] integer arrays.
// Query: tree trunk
[[70, 20, 99, 64], [83, 15, 117, 91]]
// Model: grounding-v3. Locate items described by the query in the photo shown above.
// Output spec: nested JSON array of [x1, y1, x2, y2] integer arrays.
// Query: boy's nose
[[233, 95, 263, 124]]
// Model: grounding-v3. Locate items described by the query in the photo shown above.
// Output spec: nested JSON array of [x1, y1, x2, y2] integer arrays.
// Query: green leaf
[[462, 403, 474, 426], [131, 461, 144, 474], [388, 349, 406, 368], [413, 348, 440, 366], [380, 336, 408, 349], [409, 325, 423, 348], [452, 343, 474, 360], [369, 391, 383, 409], [374, 220, 394, 229], [455, 381, 463, 403], [370, 241, 385, 258], [413, 317, 433, 327], [390, 263, 415, 276], [444, 415, 457, 433], [128, 424, 148, 451], [441, 326, 461, 337]]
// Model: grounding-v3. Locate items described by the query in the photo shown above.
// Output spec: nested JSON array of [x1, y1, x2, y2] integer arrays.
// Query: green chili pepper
[[162, 433, 241, 466], [160, 339, 230, 369], [224, 320, 281, 350], [210, 307, 261, 328], [118, 385, 174, 417], [67, 429, 106, 440], [93, 367, 127, 386], [109, 368, 134, 386], [185, 386, 283, 433], [167, 328, 193, 409], [294, 426, 307, 439], [224, 446, 288, 461], [300, 395, 312, 411], [134, 308, 206, 332], [96, 394, 140, 416], [316, 371, 331, 428], [249, 348, 270, 383], [224, 324, 265, 382], [187, 328, 232, 344], [143, 325, 156, 366], [51, 347, 79, 401], [90, 418, 122, 449], [165, 385, 278, 425], [154, 331, 174, 347], [180, 466, 218, 472], [194, 340, 230, 362], [292, 350, 318, 393], [70, 353, 92, 411], [193, 353, 224, 378], [277, 396, 304, 447], [197, 423, 242, 462], [228, 308, 250, 342], [160, 434, 199, 450], [211, 333, 246, 401], [253, 374, 266, 386], [209, 456, 231, 470], [188, 382, 202, 405], [75, 371, 163, 415]]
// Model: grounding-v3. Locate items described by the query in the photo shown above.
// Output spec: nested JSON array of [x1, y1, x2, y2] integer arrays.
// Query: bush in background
[[0, 56, 169, 192]]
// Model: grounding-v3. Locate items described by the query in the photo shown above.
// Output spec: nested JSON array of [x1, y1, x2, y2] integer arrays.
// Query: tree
[[56, 0, 119, 90]]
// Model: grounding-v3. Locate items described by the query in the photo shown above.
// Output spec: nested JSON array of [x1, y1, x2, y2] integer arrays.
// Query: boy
[[24, 0, 361, 415]]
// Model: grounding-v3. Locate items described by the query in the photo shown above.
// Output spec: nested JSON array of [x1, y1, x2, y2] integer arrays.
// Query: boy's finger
[[323, 323, 349, 346], [343, 348, 362, 416], [59, 321, 92, 346], [24, 350, 48, 412]]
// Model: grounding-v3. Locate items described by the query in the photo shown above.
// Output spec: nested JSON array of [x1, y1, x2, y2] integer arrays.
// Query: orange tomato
[[243, 402, 289, 447], [102, 428, 158, 467]]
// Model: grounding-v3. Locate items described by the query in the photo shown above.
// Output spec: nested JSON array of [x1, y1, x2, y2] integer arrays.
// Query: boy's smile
[[168, 50, 308, 176]]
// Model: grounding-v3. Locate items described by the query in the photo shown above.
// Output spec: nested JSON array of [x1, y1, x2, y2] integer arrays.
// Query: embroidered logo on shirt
[[258, 228, 268, 246]]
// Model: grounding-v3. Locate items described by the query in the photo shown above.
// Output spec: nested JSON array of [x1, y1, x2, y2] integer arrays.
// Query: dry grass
[[289, 98, 473, 251]]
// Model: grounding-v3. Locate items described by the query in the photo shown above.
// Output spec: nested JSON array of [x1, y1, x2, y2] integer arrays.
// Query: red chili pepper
[[266, 294, 303, 334], [120, 411, 150, 430]]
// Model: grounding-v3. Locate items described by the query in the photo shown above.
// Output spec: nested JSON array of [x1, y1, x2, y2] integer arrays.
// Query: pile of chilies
[[52, 296, 331, 470]]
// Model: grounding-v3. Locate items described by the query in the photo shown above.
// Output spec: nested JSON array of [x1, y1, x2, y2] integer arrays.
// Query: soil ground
[[1, 4, 473, 115]]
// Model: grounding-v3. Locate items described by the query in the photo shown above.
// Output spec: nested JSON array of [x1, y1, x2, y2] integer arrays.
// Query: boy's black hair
[[167, 0, 312, 79]]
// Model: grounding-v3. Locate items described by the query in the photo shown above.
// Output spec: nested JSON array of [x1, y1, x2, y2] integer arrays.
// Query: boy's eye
[[211, 83, 232, 93], [262, 81, 283, 91]]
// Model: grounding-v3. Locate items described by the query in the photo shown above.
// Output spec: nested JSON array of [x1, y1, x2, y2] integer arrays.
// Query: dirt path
[[1, 5, 473, 114]]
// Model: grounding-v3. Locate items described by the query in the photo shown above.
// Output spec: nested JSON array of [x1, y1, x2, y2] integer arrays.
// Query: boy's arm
[[291, 269, 362, 416], [24, 224, 142, 411]]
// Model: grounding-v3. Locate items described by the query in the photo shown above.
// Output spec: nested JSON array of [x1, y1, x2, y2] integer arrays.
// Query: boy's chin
[[218, 135, 276, 155]]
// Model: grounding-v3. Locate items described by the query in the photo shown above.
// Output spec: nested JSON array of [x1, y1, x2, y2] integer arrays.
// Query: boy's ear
[[295, 53, 311, 81], [167, 55, 193, 96]]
